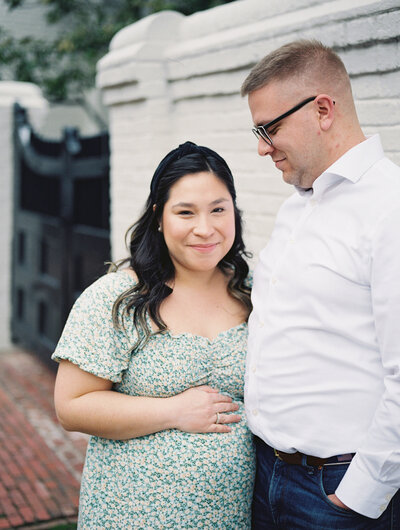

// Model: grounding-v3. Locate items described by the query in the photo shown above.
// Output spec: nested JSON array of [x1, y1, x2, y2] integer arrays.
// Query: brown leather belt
[[274, 448, 354, 467]]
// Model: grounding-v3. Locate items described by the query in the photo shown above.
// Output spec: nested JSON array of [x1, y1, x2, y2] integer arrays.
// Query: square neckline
[[116, 269, 248, 343]]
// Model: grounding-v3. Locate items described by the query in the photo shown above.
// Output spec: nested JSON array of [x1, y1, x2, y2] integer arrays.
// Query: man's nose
[[258, 137, 274, 157]]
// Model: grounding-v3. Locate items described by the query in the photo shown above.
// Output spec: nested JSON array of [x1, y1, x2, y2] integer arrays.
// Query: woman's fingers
[[197, 386, 220, 394], [215, 402, 239, 414], [197, 386, 235, 403], [214, 412, 241, 425], [222, 413, 241, 424], [209, 416, 242, 433], [210, 424, 232, 433], [213, 393, 234, 403], [208, 391, 241, 427], [171, 386, 242, 433]]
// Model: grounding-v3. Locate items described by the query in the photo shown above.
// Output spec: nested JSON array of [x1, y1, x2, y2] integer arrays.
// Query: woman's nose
[[193, 215, 215, 237]]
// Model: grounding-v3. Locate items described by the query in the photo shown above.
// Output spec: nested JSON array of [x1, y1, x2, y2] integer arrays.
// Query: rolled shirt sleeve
[[336, 206, 400, 518]]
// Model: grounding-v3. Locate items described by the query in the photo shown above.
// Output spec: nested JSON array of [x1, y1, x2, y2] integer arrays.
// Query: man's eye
[[268, 127, 279, 136]]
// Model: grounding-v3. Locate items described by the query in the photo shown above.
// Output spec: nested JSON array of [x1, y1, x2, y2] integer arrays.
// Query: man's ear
[[315, 94, 335, 131]]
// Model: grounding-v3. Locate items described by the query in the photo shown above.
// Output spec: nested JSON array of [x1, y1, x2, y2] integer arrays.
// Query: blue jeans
[[252, 437, 400, 529]]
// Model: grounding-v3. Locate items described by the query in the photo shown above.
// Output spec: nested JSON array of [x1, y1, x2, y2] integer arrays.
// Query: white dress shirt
[[245, 135, 400, 519]]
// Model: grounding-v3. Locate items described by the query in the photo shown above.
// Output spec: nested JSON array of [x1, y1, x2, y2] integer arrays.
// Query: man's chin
[[281, 170, 308, 188], [281, 171, 298, 186]]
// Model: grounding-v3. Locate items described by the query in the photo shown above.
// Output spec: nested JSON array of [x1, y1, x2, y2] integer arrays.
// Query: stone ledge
[[0, 82, 47, 109]]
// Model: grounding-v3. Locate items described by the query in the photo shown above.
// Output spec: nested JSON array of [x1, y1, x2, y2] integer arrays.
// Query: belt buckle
[[274, 449, 282, 460]]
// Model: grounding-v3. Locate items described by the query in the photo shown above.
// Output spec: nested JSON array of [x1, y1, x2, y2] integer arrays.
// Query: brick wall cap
[[0, 81, 47, 109], [110, 11, 184, 51]]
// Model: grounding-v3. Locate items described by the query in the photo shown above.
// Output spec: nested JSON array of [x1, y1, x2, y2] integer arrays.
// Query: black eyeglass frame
[[252, 96, 318, 146]]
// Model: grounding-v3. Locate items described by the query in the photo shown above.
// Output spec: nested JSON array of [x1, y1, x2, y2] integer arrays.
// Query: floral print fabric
[[52, 271, 255, 529]]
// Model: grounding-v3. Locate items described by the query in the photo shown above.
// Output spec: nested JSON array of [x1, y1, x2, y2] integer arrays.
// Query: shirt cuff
[[335, 457, 398, 519]]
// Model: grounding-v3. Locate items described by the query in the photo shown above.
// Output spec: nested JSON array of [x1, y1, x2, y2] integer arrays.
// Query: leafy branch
[[0, 0, 233, 101]]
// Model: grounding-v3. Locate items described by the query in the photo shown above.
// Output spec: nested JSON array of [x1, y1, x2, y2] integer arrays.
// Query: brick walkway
[[0, 348, 88, 529]]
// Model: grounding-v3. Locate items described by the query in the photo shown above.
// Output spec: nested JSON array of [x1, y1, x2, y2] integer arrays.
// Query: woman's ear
[[153, 204, 162, 232]]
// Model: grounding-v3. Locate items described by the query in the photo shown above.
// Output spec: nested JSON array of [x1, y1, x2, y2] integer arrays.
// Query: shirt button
[[310, 198, 317, 206], [380, 504, 387, 512], [385, 494, 392, 501], [252, 409, 258, 416], [259, 320, 264, 328], [251, 365, 256, 373], [271, 277, 277, 284]]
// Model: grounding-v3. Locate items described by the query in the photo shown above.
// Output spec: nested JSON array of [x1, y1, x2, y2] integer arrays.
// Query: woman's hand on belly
[[55, 361, 240, 439], [168, 385, 241, 433]]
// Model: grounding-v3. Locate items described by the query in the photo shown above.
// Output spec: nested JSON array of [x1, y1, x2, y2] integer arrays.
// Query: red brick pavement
[[0, 348, 88, 529]]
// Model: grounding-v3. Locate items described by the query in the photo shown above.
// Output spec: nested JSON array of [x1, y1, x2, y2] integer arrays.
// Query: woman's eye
[[212, 207, 224, 213], [178, 210, 193, 216]]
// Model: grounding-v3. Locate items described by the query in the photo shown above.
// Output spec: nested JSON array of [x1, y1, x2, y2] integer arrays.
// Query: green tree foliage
[[0, 0, 234, 101]]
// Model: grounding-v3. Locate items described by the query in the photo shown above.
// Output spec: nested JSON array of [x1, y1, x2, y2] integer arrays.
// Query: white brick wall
[[0, 0, 62, 40], [0, 82, 47, 348], [97, 0, 400, 262]]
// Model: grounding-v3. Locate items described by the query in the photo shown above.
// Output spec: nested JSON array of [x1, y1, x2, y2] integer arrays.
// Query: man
[[242, 39, 400, 529]]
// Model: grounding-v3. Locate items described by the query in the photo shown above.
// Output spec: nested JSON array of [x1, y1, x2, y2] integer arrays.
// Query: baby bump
[[89, 407, 254, 487], [80, 408, 255, 528]]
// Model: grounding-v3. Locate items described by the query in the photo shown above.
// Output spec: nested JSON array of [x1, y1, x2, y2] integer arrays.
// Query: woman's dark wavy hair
[[110, 142, 252, 347]]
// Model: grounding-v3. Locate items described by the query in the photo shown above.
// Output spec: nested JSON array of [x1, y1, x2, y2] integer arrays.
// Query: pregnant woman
[[52, 141, 255, 529]]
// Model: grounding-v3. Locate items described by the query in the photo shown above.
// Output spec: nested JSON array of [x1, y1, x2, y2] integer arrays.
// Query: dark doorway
[[11, 103, 111, 367]]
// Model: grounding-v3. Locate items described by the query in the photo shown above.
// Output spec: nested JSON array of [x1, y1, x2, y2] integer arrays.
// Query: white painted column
[[97, 11, 184, 261], [0, 82, 47, 349]]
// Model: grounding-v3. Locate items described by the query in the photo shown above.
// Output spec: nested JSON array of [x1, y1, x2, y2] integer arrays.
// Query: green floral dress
[[52, 271, 255, 529]]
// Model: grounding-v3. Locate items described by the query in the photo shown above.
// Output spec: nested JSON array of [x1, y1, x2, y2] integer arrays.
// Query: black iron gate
[[11, 103, 111, 366]]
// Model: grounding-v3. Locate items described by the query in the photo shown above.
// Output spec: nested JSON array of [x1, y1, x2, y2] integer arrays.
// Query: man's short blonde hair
[[241, 39, 350, 97]]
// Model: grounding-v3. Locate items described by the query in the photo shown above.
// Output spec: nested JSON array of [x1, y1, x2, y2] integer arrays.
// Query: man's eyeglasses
[[252, 96, 317, 146]]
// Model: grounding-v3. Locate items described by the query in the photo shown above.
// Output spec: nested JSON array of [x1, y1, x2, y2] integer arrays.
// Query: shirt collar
[[296, 135, 385, 198], [323, 134, 384, 183]]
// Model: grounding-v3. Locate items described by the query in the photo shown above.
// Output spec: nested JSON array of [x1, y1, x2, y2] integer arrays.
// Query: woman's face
[[160, 171, 236, 275]]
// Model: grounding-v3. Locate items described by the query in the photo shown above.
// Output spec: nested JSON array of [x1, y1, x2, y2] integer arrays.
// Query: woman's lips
[[189, 243, 219, 253]]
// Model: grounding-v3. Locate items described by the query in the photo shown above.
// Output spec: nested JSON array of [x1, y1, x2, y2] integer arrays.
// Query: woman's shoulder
[[79, 269, 137, 305], [118, 268, 138, 282]]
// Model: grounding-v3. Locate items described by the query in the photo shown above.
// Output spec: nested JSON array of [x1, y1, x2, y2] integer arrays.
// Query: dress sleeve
[[52, 273, 137, 383]]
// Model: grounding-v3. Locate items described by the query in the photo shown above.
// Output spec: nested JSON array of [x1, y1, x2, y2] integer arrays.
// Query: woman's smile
[[161, 171, 235, 274], [189, 242, 220, 253]]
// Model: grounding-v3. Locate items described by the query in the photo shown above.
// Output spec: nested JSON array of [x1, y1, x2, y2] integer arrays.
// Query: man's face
[[248, 81, 323, 189]]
